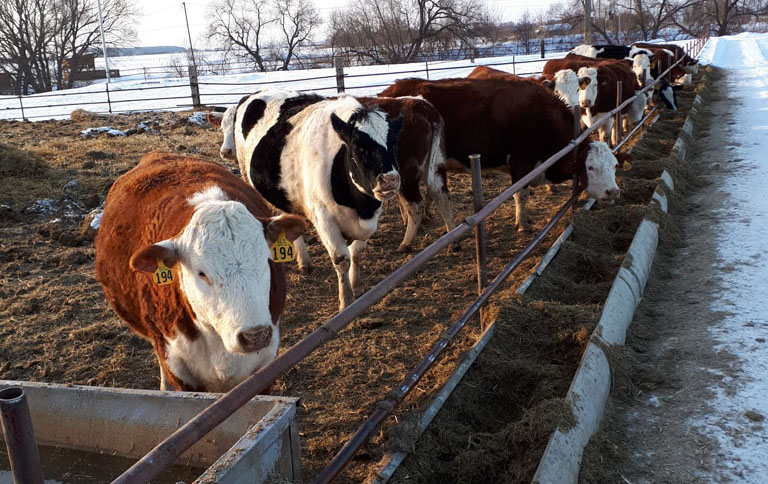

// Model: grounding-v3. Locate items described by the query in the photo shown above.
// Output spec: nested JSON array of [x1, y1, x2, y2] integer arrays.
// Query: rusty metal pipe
[[0, 387, 44, 484], [312, 190, 583, 484]]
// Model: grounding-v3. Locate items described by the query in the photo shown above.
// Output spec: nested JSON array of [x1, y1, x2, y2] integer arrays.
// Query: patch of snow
[[690, 32, 768, 483], [90, 210, 103, 229], [647, 395, 661, 407], [80, 126, 125, 137], [187, 111, 209, 126]]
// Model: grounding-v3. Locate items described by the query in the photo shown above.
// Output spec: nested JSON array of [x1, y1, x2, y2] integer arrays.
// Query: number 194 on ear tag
[[270, 232, 295, 263], [154, 259, 173, 285]]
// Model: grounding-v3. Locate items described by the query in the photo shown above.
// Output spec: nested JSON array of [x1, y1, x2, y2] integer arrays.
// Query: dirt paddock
[[0, 73, 704, 483]]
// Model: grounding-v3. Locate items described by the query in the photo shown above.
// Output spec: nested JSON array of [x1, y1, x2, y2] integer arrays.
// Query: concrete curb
[[532, 75, 709, 484]]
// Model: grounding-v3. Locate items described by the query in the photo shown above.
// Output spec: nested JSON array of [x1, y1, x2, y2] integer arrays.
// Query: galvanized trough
[[0, 380, 301, 483]]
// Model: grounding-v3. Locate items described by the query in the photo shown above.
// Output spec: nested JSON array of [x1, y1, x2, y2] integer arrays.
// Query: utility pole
[[96, 0, 111, 83], [182, 2, 198, 69], [584, 0, 592, 44]]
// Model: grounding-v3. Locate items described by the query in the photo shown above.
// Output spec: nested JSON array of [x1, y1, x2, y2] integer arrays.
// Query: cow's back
[[95, 152, 280, 342], [380, 78, 574, 180]]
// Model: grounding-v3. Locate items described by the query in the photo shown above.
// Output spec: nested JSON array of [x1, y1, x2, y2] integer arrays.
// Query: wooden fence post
[[105, 83, 112, 114], [335, 57, 345, 94], [18, 95, 25, 121], [425, 61, 430, 80], [615, 81, 623, 145], [188, 65, 201, 109], [469, 154, 488, 297], [512, 56, 516, 75]]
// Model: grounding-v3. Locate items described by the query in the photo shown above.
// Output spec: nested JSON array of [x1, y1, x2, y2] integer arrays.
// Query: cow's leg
[[396, 194, 409, 226], [427, 168, 455, 236], [513, 188, 531, 232], [156, 355, 174, 391], [398, 200, 423, 252], [313, 213, 354, 309], [294, 235, 312, 274], [349, 239, 367, 297]]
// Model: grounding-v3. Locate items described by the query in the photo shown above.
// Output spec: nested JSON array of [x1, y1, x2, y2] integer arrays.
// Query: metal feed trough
[[0, 381, 300, 483]]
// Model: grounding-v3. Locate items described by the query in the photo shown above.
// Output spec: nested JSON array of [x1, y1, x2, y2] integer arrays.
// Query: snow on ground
[[695, 32, 768, 482], [0, 51, 565, 121]]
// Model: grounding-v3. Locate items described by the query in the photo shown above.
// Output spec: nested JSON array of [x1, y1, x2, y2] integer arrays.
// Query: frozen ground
[[582, 33, 768, 483], [694, 32, 768, 483]]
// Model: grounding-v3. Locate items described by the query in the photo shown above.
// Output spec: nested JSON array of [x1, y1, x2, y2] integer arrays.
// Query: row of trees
[[0, 0, 135, 94], [2, 0, 768, 94]]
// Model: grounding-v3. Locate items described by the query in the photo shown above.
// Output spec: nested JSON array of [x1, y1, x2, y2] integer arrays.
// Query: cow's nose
[[220, 147, 234, 159], [377, 173, 401, 189], [237, 326, 273, 352], [581, 99, 592, 108], [606, 188, 620, 200]]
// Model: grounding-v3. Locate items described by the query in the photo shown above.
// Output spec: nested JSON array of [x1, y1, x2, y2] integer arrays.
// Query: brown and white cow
[[467, 65, 590, 109], [633, 42, 699, 77], [95, 152, 308, 392], [357, 96, 455, 252], [379, 77, 622, 231]]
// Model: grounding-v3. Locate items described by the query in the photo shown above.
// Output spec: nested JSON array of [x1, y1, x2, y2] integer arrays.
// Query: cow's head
[[551, 69, 581, 108], [330, 109, 404, 201], [577, 141, 621, 202], [654, 78, 680, 110], [129, 186, 308, 355], [576, 67, 598, 108], [210, 105, 237, 160], [632, 53, 652, 88], [682, 56, 699, 74]]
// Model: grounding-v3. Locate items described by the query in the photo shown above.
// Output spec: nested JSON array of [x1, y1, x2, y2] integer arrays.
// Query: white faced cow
[[212, 88, 403, 310], [95, 152, 308, 392]]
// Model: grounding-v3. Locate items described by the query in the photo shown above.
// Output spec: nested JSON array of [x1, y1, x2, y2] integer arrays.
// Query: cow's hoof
[[517, 225, 532, 233], [397, 244, 411, 253], [299, 265, 312, 275]]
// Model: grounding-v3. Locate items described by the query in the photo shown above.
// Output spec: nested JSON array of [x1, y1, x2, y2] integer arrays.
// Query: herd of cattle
[[92, 41, 698, 394]]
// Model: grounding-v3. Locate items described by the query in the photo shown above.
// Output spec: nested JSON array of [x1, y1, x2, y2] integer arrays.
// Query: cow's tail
[[427, 120, 446, 192]]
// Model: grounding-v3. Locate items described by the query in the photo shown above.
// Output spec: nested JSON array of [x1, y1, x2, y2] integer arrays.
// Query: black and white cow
[[211, 88, 403, 310]]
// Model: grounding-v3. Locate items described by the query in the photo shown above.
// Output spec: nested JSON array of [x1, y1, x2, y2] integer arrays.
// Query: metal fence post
[[0, 387, 44, 484], [469, 154, 488, 297], [425, 60, 430, 80], [188, 65, 201, 109], [18, 95, 25, 121], [615, 81, 623, 145], [540, 37, 545, 58], [512, 56, 516, 75], [105, 82, 112, 114], [335, 57, 345, 94], [143, 67, 147, 82]]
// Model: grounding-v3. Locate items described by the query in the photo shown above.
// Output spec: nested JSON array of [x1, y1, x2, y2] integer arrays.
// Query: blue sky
[[134, 0, 562, 47]]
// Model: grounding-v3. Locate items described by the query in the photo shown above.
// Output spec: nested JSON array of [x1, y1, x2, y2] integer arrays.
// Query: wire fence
[[0, 42, 575, 121], [111, 34, 709, 484]]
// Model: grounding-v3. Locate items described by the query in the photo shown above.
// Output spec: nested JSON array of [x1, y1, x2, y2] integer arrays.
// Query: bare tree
[[207, 0, 275, 72], [511, 10, 538, 54], [0, 0, 135, 94], [329, 0, 487, 65], [271, 0, 320, 70]]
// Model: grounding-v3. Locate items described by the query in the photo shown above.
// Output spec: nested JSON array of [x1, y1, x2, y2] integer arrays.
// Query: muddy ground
[[0, 74, 702, 483]]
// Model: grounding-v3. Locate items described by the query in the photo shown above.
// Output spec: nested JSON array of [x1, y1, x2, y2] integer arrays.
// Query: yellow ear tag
[[270, 232, 295, 263], [623, 161, 633, 171], [579, 83, 587, 91], [153, 259, 174, 286]]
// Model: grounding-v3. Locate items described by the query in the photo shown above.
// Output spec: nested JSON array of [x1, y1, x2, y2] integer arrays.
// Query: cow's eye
[[198, 271, 211, 285], [588, 166, 594, 171]]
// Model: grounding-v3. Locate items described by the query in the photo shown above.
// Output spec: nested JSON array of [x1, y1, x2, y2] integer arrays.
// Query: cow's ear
[[330, 113, 354, 144], [130, 241, 178, 273], [207, 112, 223, 128], [262, 214, 309, 245], [542, 79, 555, 90], [387, 115, 404, 150]]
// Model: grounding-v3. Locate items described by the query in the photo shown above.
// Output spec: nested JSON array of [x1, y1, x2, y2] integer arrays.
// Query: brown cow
[[357, 96, 455, 251], [379, 77, 622, 231], [95, 152, 308, 392], [467, 65, 590, 109]]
